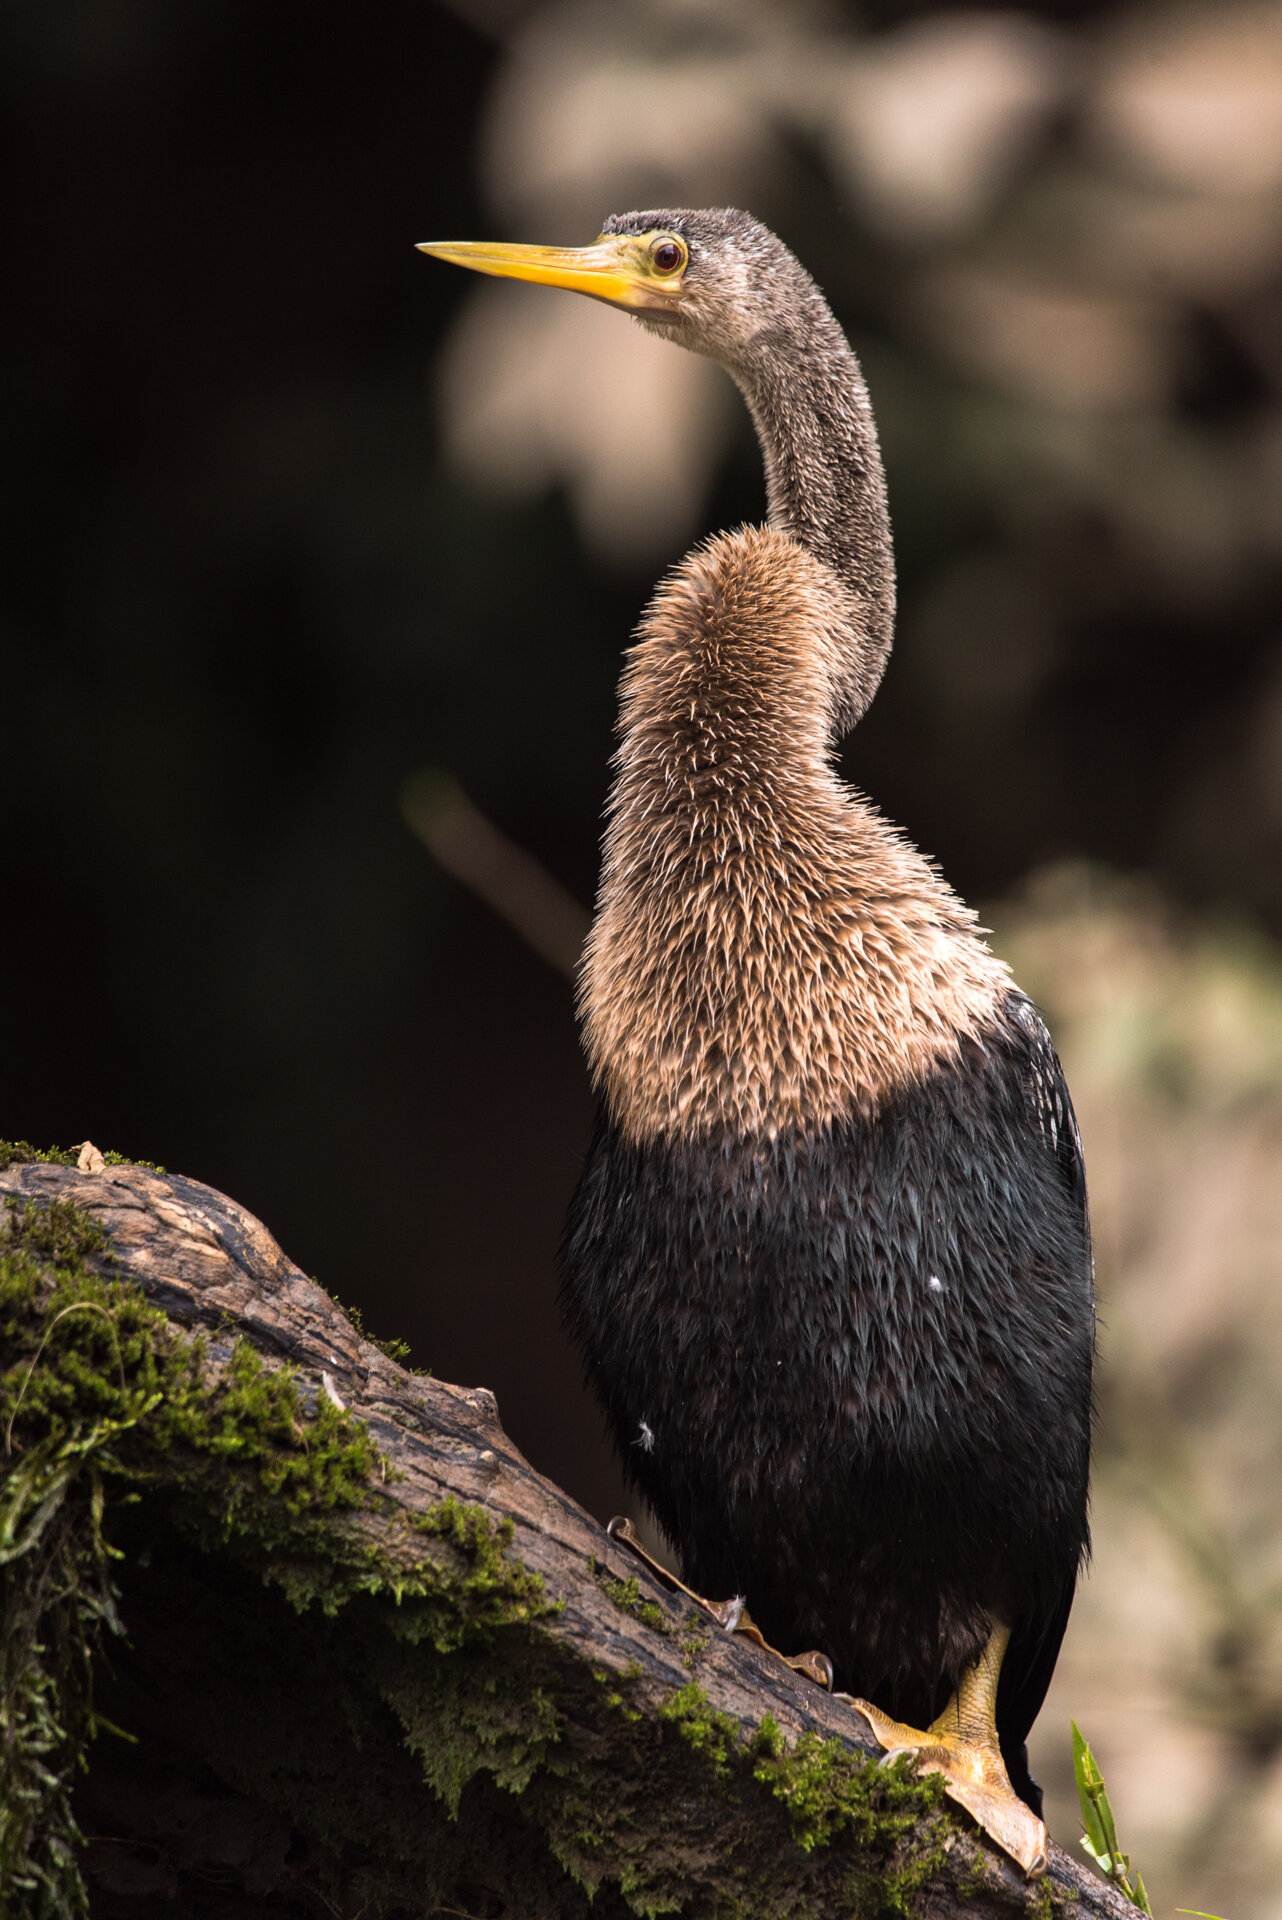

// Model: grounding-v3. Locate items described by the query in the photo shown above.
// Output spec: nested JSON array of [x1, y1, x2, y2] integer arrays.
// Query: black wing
[[1009, 993, 1090, 1229], [997, 995, 1094, 1811]]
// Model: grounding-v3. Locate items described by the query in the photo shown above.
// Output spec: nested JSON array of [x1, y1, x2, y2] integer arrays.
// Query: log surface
[[0, 1157, 1136, 1919]]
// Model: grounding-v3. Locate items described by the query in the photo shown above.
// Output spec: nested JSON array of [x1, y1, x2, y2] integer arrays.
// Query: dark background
[[4, 0, 1281, 1528]]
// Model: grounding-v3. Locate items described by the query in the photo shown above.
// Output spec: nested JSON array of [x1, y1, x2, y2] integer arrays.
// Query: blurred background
[[4, 0, 1282, 1907]]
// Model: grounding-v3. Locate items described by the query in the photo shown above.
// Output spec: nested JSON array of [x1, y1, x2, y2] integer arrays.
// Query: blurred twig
[[402, 767, 590, 980], [1093, 1349, 1282, 1884], [1107, 1363, 1282, 1764]]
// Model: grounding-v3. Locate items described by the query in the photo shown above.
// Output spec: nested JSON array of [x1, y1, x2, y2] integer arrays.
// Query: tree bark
[[0, 1157, 1135, 1920]]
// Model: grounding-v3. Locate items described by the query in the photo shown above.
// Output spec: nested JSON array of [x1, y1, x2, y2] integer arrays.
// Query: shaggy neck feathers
[[582, 530, 1010, 1143]]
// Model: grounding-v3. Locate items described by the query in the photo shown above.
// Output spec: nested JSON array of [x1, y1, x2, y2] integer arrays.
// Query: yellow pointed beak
[[416, 236, 683, 316]]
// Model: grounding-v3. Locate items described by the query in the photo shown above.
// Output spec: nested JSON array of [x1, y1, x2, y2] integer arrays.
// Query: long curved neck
[[731, 302, 895, 716]]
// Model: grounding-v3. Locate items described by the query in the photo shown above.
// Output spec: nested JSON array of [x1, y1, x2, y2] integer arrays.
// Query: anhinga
[[420, 210, 1093, 1879]]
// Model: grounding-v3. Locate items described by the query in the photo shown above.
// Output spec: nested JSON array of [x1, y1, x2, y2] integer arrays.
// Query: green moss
[[0, 1139, 78, 1170], [677, 1612, 711, 1670], [1027, 1877, 1058, 1920], [0, 1140, 166, 1173], [327, 1293, 415, 1368], [0, 1196, 380, 1527], [759, 1736, 954, 1916], [656, 1682, 954, 1915], [659, 1681, 741, 1776], [599, 1569, 672, 1636], [385, 1638, 561, 1813], [0, 1191, 552, 1915], [155, 1337, 382, 1521], [749, 1717, 945, 1855], [384, 1499, 554, 1652], [0, 1191, 382, 1913], [592, 1657, 645, 1722]]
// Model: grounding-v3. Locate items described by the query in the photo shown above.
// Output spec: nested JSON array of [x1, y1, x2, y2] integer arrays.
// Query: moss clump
[[1028, 1877, 1060, 1920], [591, 1657, 645, 1723], [271, 1504, 561, 1823], [658, 1684, 953, 1916], [747, 1714, 946, 1856], [0, 1193, 382, 1914], [0, 1140, 79, 1170], [598, 1569, 671, 1636], [387, 1638, 561, 1814], [677, 1612, 712, 1670], [0, 1191, 550, 1916], [0, 1196, 381, 1524], [1, 1196, 150, 1913], [659, 1681, 741, 1776], [0, 1140, 166, 1173], [398, 1497, 552, 1650], [328, 1293, 415, 1368]]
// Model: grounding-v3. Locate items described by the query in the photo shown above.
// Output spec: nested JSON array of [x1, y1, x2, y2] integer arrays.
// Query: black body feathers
[[564, 993, 1093, 1807]]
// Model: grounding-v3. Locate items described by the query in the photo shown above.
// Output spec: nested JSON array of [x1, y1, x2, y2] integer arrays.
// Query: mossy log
[[0, 1153, 1136, 1920]]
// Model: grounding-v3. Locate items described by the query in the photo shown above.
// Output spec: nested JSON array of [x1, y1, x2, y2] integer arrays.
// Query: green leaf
[[1072, 1721, 1103, 1848], [1073, 1720, 1123, 1872], [1072, 1718, 1167, 1912]]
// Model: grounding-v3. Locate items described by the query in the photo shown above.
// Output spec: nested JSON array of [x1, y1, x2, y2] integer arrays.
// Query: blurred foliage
[[439, 0, 1282, 933], [999, 866, 1282, 1917]]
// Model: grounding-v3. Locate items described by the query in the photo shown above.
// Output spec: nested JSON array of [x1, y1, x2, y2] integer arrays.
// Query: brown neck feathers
[[580, 526, 1010, 1143]]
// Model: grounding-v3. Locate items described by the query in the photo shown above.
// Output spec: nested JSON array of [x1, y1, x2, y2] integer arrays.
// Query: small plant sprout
[[1072, 1721, 1153, 1912]]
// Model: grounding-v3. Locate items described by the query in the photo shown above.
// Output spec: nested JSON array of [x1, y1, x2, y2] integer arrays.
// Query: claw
[[605, 1515, 833, 1691]]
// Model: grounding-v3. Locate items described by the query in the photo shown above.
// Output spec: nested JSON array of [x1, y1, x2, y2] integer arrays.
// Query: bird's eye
[[651, 238, 685, 276]]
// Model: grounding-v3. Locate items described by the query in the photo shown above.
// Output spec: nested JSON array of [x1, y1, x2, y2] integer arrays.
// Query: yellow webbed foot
[[845, 1623, 1048, 1880]]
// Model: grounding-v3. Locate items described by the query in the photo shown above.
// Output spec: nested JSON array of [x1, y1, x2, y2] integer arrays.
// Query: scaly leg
[[607, 1516, 834, 1690], [847, 1620, 1048, 1879]]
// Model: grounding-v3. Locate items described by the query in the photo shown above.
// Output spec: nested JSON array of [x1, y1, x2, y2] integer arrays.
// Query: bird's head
[[418, 208, 811, 374]]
